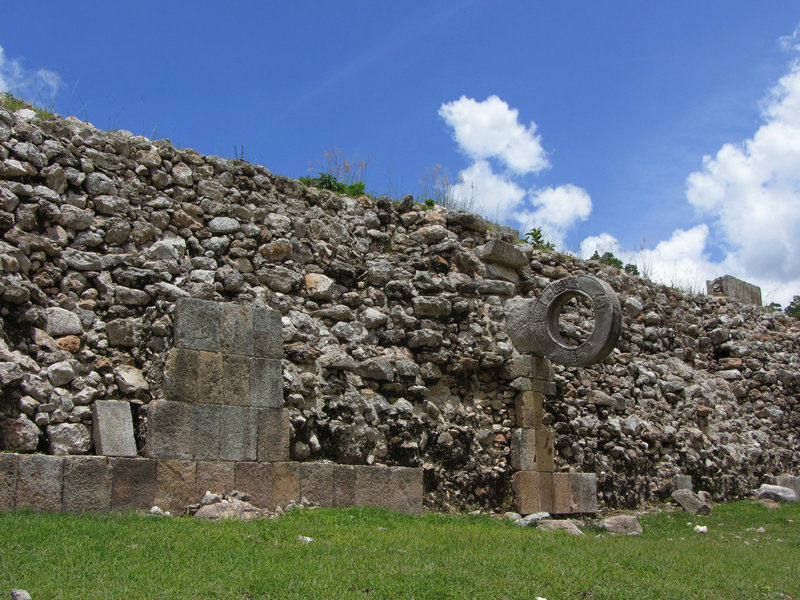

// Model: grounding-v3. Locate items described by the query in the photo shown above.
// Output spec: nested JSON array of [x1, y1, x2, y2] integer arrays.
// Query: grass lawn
[[1, 501, 798, 599]]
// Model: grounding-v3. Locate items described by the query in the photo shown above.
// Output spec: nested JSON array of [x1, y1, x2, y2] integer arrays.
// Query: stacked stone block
[[511, 355, 597, 515], [147, 298, 289, 463]]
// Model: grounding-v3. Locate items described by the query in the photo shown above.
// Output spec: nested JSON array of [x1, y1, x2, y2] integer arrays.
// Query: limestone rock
[[757, 484, 797, 503], [47, 422, 91, 455], [597, 515, 642, 535], [671, 488, 710, 515], [537, 519, 584, 536], [0, 415, 41, 452]]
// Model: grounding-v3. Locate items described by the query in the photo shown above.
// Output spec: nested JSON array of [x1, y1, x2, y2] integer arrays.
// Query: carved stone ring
[[531, 275, 622, 367]]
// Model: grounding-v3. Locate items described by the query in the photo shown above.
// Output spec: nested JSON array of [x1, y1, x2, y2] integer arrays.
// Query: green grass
[[1, 501, 798, 599], [0, 92, 54, 119]]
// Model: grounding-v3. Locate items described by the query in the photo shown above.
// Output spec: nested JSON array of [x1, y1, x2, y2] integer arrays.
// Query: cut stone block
[[0, 453, 19, 510], [552, 472, 580, 515], [155, 459, 197, 515], [775, 475, 799, 497], [16, 454, 64, 512], [195, 461, 235, 497], [672, 488, 710, 515], [111, 458, 157, 511], [234, 461, 299, 510], [162, 348, 223, 404], [673, 474, 693, 491], [174, 297, 220, 352], [253, 308, 283, 359], [580, 473, 598, 513], [219, 406, 258, 462], [191, 404, 222, 460], [257, 408, 290, 462], [537, 471, 554, 513], [300, 462, 334, 507], [387, 466, 423, 514], [146, 400, 192, 459], [333, 464, 356, 508], [62, 456, 111, 513], [92, 400, 137, 457], [219, 303, 254, 356], [512, 471, 539, 515], [531, 378, 556, 396], [514, 391, 544, 429], [250, 358, 283, 408], [354, 465, 392, 509], [531, 356, 554, 381], [220, 354, 251, 406], [510, 428, 554, 472]]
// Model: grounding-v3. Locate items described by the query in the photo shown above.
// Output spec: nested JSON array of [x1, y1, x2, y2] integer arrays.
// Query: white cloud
[[451, 159, 526, 221], [686, 60, 800, 286], [517, 184, 592, 248], [439, 95, 549, 175], [0, 44, 61, 103]]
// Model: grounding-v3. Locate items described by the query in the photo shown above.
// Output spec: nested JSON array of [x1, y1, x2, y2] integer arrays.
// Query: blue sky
[[2, 1, 800, 304]]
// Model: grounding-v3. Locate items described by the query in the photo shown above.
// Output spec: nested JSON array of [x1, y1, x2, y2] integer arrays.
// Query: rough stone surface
[[155, 459, 197, 515], [47, 422, 91, 455], [111, 458, 157, 511], [0, 452, 18, 510], [537, 519, 584, 536], [757, 484, 797, 503], [0, 415, 40, 452], [195, 461, 235, 497], [257, 408, 290, 462], [598, 515, 642, 535], [62, 456, 111, 513], [671, 488, 711, 515], [15, 454, 64, 512], [93, 400, 137, 457]]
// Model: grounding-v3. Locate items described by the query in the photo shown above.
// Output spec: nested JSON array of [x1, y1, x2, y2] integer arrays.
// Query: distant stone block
[[706, 275, 762, 306], [111, 458, 157, 511], [219, 406, 258, 462], [300, 462, 334, 507], [146, 400, 192, 459], [510, 428, 554, 472], [257, 408, 290, 462], [580, 473, 598, 513], [774, 475, 799, 498], [62, 456, 111, 513], [514, 391, 544, 429], [219, 303, 254, 356], [250, 358, 283, 408], [354, 465, 392, 509], [333, 464, 356, 508], [474, 239, 527, 269], [155, 459, 197, 515], [16, 454, 64, 512], [673, 474, 693, 491], [234, 461, 299, 510], [0, 453, 19, 510], [92, 400, 137, 457], [386, 466, 423, 514], [195, 461, 235, 497], [253, 308, 283, 359], [174, 297, 221, 352]]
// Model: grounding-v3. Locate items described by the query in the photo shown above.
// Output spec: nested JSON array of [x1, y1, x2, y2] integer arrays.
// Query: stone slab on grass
[[62, 456, 111, 513], [155, 459, 197, 515], [300, 462, 335, 507], [234, 461, 299, 510], [672, 488, 711, 515], [92, 400, 137, 457], [387, 466, 423, 515], [333, 464, 356, 508], [111, 458, 157, 511], [195, 461, 235, 497], [257, 408, 290, 462], [0, 452, 19, 510], [16, 454, 64, 512]]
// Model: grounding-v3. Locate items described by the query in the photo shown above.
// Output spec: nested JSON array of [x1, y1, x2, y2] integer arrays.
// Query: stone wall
[[1, 106, 798, 514]]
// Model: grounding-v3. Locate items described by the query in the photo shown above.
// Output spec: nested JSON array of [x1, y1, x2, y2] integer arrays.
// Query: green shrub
[[786, 295, 800, 319], [524, 227, 556, 251], [299, 172, 366, 198]]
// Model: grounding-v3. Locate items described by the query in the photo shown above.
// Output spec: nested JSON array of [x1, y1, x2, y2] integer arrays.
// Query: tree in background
[[786, 295, 800, 319]]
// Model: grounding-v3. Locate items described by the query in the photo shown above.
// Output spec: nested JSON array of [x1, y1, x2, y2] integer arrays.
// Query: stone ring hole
[[532, 275, 622, 367]]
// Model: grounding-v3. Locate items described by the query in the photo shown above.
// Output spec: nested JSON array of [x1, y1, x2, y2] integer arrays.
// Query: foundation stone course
[[62, 455, 111, 513], [111, 457, 157, 511], [0, 452, 18, 510], [15, 454, 64, 512]]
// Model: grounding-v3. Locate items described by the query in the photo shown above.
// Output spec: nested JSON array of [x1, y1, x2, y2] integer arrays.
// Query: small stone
[[47, 360, 77, 387], [0, 415, 41, 452], [114, 365, 149, 395], [694, 525, 708, 533], [208, 216, 240, 234], [537, 519, 584, 536], [10, 590, 33, 600], [517, 512, 550, 526], [598, 515, 642, 535], [671, 488, 711, 515], [46, 307, 83, 336]]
